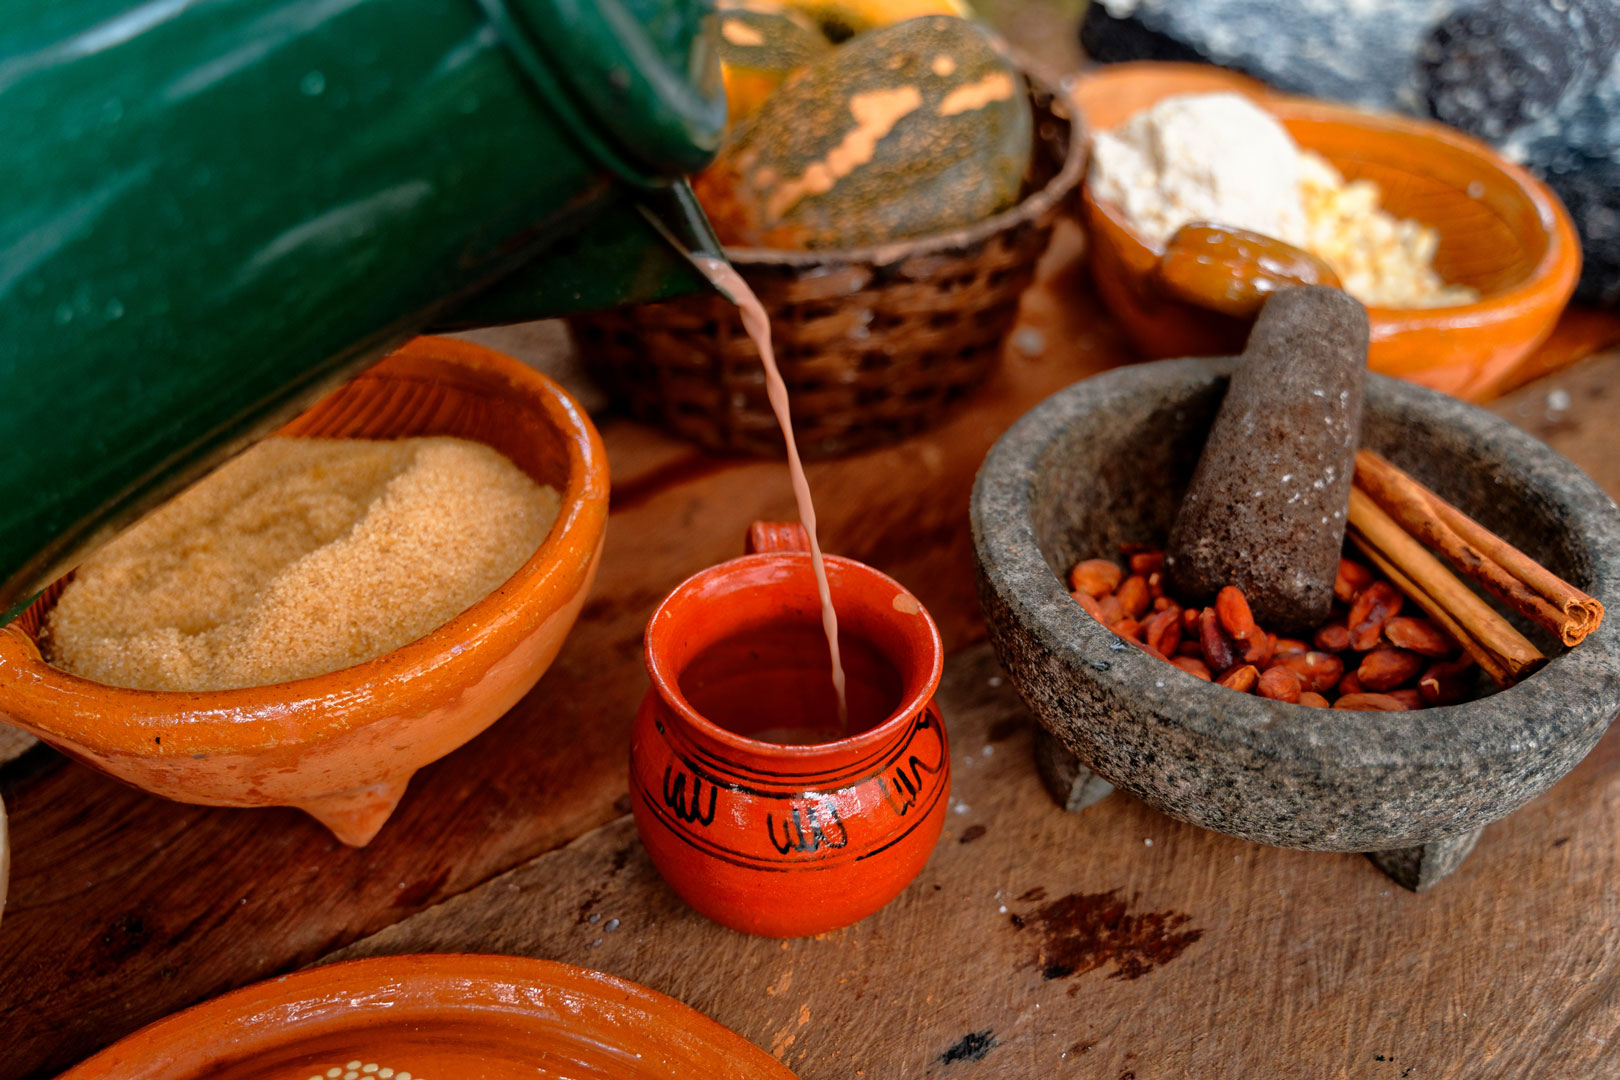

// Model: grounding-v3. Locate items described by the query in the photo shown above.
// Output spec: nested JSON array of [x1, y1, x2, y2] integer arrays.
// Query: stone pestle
[[1164, 287, 1369, 634]]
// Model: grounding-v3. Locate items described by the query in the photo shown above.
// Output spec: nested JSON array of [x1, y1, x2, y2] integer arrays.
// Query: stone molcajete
[[970, 355, 1620, 890], [630, 523, 949, 937]]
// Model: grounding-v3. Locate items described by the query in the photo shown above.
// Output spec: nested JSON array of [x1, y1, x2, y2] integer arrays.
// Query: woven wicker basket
[[570, 68, 1085, 459]]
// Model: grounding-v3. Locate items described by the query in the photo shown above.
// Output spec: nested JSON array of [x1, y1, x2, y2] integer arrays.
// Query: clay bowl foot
[[297, 775, 414, 848]]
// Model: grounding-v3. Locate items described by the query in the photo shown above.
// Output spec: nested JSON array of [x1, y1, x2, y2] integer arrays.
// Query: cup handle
[[1153, 222, 1342, 318], [745, 521, 812, 554]]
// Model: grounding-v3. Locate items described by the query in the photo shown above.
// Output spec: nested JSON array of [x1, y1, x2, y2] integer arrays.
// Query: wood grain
[[0, 222, 1615, 1078], [330, 644, 1620, 1080]]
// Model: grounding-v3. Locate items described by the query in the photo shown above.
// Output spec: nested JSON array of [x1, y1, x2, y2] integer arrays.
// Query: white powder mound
[[1089, 92, 1307, 248]]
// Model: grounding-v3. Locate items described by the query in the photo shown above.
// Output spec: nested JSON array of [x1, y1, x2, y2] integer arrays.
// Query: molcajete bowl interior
[[0, 336, 609, 847], [971, 357, 1620, 851]]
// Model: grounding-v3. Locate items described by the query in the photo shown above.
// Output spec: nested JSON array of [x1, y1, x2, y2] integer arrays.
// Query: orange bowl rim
[[56, 953, 795, 1080]]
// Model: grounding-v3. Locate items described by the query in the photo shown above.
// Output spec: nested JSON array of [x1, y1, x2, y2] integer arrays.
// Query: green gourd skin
[[698, 16, 1032, 250], [718, 7, 833, 125]]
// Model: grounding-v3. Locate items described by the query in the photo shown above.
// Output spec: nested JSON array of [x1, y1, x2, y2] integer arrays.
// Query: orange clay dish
[[0, 337, 609, 847], [1071, 62, 1580, 402], [55, 954, 799, 1080]]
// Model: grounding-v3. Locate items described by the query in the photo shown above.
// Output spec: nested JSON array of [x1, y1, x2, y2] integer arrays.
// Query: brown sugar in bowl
[[1073, 62, 1581, 402], [0, 337, 609, 847]]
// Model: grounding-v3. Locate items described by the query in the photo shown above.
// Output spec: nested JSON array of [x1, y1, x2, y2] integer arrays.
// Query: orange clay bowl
[[0, 337, 609, 847], [1072, 62, 1581, 402], [57, 953, 797, 1080]]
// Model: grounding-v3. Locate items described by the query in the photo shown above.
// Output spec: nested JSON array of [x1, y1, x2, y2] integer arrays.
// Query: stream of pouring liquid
[[693, 257, 849, 728]]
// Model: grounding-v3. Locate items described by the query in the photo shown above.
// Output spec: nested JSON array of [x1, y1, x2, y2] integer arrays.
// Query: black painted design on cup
[[663, 764, 718, 827], [767, 801, 849, 855], [878, 710, 947, 817]]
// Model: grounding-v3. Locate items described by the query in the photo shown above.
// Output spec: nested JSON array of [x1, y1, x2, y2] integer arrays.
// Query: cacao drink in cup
[[693, 256, 848, 722], [629, 522, 950, 938]]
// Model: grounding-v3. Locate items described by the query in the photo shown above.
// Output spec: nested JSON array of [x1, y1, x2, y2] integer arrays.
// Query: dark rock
[[1421, 0, 1620, 144], [1079, 0, 1449, 112], [970, 356, 1620, 851], [1513, 56, 1620, 305], [1533, 145, 1620, 307], [1075, 2, 1206, 66], [1423, 0, 1620, 303], [1164, 288, 1367, 633]]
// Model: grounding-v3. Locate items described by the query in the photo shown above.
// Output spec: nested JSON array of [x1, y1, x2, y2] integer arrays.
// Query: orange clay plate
[[56, 954, 799, 1080]]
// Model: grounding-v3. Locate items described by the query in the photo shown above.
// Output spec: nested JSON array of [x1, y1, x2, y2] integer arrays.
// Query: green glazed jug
[[0, 0, 729, 616]]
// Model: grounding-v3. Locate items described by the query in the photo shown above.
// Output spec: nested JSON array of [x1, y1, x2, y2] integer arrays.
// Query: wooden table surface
[[2, 228, 1618, 1079]]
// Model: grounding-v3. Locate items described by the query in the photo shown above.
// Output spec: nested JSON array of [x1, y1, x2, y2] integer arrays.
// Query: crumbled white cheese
[[1089, 92, 1307, 248], [1297, 150, 1477, 308], [1090, 92, 1479, 310]]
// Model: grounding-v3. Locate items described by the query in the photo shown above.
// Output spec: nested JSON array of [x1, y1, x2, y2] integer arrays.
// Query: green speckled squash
[[782, 0, 971, 42], [695, 15, 1032, 250], [718, 6, 831, 127]]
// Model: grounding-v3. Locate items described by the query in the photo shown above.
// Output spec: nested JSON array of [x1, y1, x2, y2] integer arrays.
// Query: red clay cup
[[630, 522, 949, 938]]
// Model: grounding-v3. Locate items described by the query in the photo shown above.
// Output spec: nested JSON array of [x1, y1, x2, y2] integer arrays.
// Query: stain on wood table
[[1, 226, 1617, 1078]]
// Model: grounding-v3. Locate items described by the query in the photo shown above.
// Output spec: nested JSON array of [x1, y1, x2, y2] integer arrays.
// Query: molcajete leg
[[1033, 725, 1115, 812], [1365, 827, 1484, 892]]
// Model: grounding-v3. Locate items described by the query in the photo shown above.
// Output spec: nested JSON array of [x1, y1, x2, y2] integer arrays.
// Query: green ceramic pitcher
[[0, 0, 729, 616]]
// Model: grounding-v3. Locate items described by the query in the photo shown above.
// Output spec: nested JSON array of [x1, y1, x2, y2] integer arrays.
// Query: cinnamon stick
[[1429, 487, 1602, 645], [1354, 451, 1603, 646], [1346, 488, 1544, 685]]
